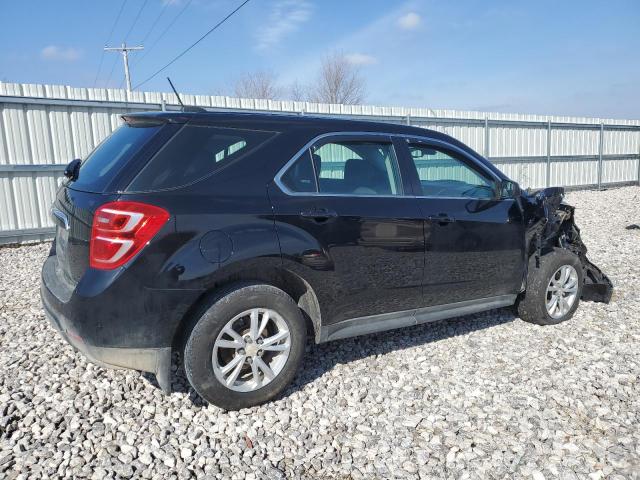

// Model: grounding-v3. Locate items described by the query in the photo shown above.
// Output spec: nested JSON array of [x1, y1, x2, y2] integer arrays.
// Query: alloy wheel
[[545, 265, 579, 319], [212, 308, 291, 392]]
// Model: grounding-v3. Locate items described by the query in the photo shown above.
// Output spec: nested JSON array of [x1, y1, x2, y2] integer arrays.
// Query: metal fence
[[1, 81, 639, 244]]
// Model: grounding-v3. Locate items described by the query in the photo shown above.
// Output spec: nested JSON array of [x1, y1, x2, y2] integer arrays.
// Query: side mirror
[[64, 159, 81, 181], [497, 180, 520, 199]]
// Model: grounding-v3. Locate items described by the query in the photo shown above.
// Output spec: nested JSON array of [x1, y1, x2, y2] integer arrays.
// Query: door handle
[[427, 214, 455, 224], [300, 208, 338, 221]]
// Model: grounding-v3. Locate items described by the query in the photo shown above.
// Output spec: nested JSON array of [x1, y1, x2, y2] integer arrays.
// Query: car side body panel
[[417, 197, 526, 304], [268, 183, 426, 325]]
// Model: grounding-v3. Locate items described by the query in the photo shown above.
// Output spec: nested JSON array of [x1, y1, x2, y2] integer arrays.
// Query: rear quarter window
[[126, 125, 276, 191], [70, 123, 162, 193]]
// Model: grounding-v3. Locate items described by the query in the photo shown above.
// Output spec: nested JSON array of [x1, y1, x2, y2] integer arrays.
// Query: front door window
[[408, 144, 495, 199]]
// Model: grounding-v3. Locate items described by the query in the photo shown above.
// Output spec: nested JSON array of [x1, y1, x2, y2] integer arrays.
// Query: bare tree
[[228, 52, 367, 104], [209, 85, 228, 96], [234, 70, 281, 100], [309, 51, 366, 104], [288, 80, 308, 102]]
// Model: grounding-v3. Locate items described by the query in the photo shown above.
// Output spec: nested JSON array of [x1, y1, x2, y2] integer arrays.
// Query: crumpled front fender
[[520, 187, 613, 303]]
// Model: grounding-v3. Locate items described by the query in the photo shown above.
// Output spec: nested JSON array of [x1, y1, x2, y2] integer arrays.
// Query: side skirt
[[318, 294, 517, 343]]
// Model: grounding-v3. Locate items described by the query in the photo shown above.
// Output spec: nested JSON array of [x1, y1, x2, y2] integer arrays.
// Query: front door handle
[[300, 208, 338, 222], [427, 213, 455, 224]]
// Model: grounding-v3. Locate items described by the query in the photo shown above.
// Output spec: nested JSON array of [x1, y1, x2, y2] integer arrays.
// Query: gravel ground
[[1, 186, 639, 479]]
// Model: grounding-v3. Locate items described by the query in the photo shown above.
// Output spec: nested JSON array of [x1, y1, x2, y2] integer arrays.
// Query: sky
[[1, 0, 639, 118]]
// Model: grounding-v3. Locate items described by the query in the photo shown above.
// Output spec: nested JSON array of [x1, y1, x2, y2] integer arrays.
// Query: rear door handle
[[427, 214, 455, 224], [300, 208, 338, 221]]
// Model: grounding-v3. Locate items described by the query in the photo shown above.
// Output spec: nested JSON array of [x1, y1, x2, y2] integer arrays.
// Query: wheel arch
[[172, 266, 323, 352]]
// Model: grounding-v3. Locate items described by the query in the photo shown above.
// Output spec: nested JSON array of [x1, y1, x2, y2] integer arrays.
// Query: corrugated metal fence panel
[[602, 157, 640, 184], [0, 175, 16, 230], [494, 158, 548, 190], [551, 158, 598, 188], [491, 125, 548, 157], [1, 81, 639, 244]]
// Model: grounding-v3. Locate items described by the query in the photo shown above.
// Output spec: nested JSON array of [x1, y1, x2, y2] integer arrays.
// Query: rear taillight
[[90, 201, 170, 270]]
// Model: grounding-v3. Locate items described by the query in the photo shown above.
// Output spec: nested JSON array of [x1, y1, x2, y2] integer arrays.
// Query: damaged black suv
[[41, 112, 612, 410]]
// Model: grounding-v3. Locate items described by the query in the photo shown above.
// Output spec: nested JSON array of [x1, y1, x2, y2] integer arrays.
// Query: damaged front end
[[520, 187, 613, 303]]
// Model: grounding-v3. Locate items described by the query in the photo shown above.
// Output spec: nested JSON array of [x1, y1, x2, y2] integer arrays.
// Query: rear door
[[269, 134, 425, 326], [397, 138, 525, 306]]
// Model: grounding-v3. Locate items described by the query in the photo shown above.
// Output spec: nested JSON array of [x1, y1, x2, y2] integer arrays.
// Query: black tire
[[184, 283, 306, 410], [517, 248, 584, 325]]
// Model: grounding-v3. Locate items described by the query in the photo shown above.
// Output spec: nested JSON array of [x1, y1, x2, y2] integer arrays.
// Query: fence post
[[637, 143, 640, 185], [406, 114, 411, 126], [546, 120, 552, 187], [484, 117, 490, 159], [597, 123, 604, 189], [161, 99, 166, 111]]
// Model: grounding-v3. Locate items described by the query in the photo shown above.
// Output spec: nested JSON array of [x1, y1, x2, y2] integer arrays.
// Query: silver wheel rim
[[212, 308, 291, 392], [545, 265, 579, 319]]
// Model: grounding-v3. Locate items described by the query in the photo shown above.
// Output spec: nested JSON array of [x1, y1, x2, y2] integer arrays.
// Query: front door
[[269, 134, 425, 326], [398, 139, 525, 306]]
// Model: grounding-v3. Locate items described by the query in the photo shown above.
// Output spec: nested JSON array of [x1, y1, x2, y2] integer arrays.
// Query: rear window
[[126, 125, 275, 191], [70, 123, 162, 192]]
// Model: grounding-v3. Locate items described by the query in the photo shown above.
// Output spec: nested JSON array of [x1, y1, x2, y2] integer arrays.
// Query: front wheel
[[184, 284, 306, 410], [517, 248, 583, 325]]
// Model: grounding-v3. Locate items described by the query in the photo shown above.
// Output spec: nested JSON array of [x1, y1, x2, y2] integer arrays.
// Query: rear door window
[[70, 123, 162, 193], [279, 138, 403, 196], [127, 125, 275, 191], [312, 141, 402, 196], [279, 151, 317, 193]]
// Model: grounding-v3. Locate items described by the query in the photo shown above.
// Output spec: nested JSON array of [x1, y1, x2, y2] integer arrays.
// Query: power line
[[105, 0, 149, 87], [118, 0, 193, 88], [133, 0, 251, 90], [118, 0, 177, 89], [104, 55, 121, 88], [139, 0, 170, 46], [130, 0, 193, 69], [93, 0, 128, 87], [123, 0, 149, 43]]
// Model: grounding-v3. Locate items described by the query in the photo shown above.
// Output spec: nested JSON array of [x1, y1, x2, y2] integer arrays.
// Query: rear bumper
[[39, 250, 202, 393], [42, 287, 172, 391]]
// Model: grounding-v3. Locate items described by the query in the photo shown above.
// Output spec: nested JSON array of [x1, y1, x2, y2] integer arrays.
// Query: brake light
[[90, 201, 170, 270]]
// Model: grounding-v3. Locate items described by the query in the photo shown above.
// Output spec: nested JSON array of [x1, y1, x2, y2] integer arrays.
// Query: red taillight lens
[[90, 201, 170, 270]]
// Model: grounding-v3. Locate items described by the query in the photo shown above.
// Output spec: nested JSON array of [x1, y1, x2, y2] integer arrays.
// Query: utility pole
[[104, 43, 144, 92]]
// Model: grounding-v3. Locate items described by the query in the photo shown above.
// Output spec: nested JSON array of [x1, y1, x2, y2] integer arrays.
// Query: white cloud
[[345, 53, 378, 66], [397, 12, 421, 30], [256, 0, 313, 51], [41, 45, 82, 62]]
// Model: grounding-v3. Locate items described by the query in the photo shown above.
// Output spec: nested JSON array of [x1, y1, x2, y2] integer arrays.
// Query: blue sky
[[1, 0, 639, 118]]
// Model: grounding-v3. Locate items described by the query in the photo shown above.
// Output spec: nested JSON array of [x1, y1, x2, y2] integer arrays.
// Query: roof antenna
[[166, 76, 206, 113], [167, 76, 185, 110]]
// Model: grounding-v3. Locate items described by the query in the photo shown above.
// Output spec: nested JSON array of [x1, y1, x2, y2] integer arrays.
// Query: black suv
[[41, 112, 612, 409]]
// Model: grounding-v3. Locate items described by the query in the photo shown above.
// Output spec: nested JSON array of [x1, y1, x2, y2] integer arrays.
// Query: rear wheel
[[517, 249, 583, 325], [184, 284, 306, 410]]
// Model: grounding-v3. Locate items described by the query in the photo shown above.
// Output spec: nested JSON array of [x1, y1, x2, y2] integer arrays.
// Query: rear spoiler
[[121, 113, 192, 126]]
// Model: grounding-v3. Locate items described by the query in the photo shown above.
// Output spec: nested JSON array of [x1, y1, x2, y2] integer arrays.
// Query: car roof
[[123, 110, 507, 180], [124, 110, 450, 139]]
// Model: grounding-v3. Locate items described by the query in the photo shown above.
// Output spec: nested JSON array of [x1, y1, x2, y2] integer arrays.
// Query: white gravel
[[1, 186, 639, 479]]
